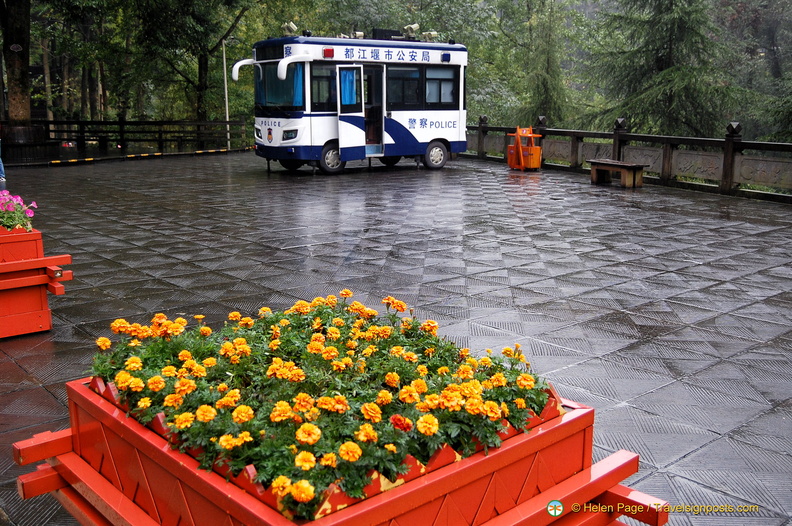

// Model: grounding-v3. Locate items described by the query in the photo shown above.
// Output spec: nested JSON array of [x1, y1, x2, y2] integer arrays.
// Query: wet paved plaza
[[1, 153, 791, 525]]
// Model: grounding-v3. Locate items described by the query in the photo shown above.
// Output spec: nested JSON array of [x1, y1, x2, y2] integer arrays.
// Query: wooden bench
[[588, 159, 646, 188]]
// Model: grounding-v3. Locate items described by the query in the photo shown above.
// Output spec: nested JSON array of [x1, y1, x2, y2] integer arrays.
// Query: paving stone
[[1, 154, 790, 524]]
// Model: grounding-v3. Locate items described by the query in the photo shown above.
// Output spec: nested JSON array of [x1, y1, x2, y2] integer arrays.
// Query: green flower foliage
[[92, 290, 549, 520]]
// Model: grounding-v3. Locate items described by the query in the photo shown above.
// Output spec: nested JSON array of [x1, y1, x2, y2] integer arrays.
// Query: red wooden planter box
[[0, 228, 73, 338], [14, 378, 669, 526]]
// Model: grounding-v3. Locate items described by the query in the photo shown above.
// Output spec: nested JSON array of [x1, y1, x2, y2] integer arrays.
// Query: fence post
[[119, 118, 127, 154], [477, 115, 488, 159], [77, 121, 86, 158], [612, 118, 627, 160], [660, 142, 674, 184], [536, 116, 548, 168], [720, 122, 742, 194]]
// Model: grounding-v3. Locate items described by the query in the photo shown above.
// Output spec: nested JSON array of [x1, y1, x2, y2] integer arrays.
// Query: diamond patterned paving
[[1, 155, 791, 525]]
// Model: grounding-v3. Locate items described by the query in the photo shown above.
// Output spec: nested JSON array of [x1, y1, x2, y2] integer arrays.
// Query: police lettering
[[428, 121, 457, 129]]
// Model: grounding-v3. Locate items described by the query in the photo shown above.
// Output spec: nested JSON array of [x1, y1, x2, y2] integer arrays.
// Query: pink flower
[[24, 209, 34, 217]]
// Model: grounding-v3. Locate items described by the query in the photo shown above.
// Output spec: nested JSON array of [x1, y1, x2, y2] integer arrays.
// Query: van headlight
[[282, 129, 298, 141]]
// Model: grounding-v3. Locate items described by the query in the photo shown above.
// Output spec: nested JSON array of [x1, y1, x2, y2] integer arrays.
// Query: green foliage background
[[17, 0, 792, 139]]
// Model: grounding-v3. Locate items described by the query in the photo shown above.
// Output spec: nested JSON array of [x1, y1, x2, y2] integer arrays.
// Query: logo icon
[[267, 128, 273, 143], [546, 500, 564, 517]]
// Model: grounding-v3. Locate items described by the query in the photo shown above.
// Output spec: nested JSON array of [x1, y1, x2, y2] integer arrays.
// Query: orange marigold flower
[[384, 443, 398, 453], [326, 327, 341, 341], [423, 393, 442, 410], [419, 319, 439, 336], [437, 366, 450, 376], [268, 339, 281, 351], [163, 394, 183, 408], [295, 423, 322, 445], [172, 412, 195, 429], [375, 390, 393, 405], [137, 397, 151, 409], [114, 370, 132, 390], [270, 401, 295, 422], [356, 423, 378, 443], [320, 453, 337, 468], [270, 475, 291, 497], [290, 480, 315, 503], [295, 451, 317, 471], [439, 390, 464, 411], [385, 372, 400, 388], [399, 386, 421, 404], [218, 434, 237, 450], [416, 364, 429, 376], [128, 377, 145, 392], [228, 311, 242, 321], [361, 402, 382, 423], [238, 317, 255, 328], [489, 372, 508, 388], [196, 405, 217, 422], [217, 382, 228, 393], [232, 405, 255, 424], [416, 414, 440, 436], [292, 393, 315, 413], [174, 378, 197, 396], [459, 380, 483, 398], [321, 346, 339, 360], [454, 365, 475, 380], [286, 300, 312, 315], [390, 414, 413, 432], [199, 326, 212, 337], [483, 400, 502, 421], [479, 357, 493, 368], [465, 397, 485, 416], [516, 373, 535, 390], [403, 352, 418, 363], [332, 360, 347, 372], [514, 398, 527, 409], [258, 306, 272, 317], [411, 379, 428, 394], [331, 395, 350, 413], [96, 337, 112, 350], [390, 345, 404, 357], [339, 289, 353, 298], [110, 318, 130, 334], [124, 356, 143, 371], [338, 441, 362, 462], [178, 350, 192, 361]]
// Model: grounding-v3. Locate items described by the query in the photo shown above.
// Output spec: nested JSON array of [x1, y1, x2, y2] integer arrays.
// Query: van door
[[336, 65, 366, 161]]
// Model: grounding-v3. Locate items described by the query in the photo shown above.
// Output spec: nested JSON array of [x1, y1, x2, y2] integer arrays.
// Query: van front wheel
[[422, 141, 447, 170], [319, 143, 345, 174]]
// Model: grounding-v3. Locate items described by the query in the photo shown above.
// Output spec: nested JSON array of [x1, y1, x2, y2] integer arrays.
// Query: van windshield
[[254, 62, 304, 117]]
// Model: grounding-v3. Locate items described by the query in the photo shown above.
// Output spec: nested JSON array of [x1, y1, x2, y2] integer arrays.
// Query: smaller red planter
[[0, 228, 73, 338]]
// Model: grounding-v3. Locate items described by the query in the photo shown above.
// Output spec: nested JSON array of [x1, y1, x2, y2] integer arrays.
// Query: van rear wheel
[[379, 156, 401, 167], [422, 141, 447, 170], [279, 159, 304, 172], [319, 142, 345, 174]]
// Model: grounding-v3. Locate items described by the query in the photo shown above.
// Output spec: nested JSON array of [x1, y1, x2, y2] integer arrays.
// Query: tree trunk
[[196, 52, 209, 121], [41, 38, 54, 122], [1, 0, 32, 124]]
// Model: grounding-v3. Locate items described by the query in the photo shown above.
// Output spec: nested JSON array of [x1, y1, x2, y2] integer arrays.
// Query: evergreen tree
[[584, 0, 735, 136]]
